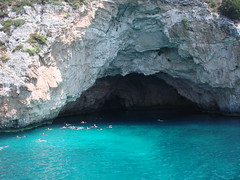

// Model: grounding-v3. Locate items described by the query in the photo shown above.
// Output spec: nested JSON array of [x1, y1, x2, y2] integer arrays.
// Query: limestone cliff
[[0, 0, 240, 129]]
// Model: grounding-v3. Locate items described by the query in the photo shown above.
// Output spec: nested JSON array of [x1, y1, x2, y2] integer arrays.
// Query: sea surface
[[0, 110, 240, 180]]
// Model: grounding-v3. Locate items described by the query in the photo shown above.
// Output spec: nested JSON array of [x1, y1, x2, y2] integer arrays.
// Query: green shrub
[[12, 44, 23, 52], [65, 0, 84, 8], [1, 53, 10, 61], [64, 13, 71, 19], [0, 11, 8, 18], [1, 0, 85, 14], [1, 19, 13, 33], [0, 0, 86, 19], [0, 0, 13, 12], [27, 33, 47, 45], [0, 40, 6, 51], [13, 19, 25, 27], [220, 0, 240, 20], [1, 19, 25, 34], [209, 0, 217, 8], [0, 40, 4, 47], [12, 0, 33, 14], [24, 48, 37, 56], [181, 17, 188, 28], [50, 1, 63, 6]]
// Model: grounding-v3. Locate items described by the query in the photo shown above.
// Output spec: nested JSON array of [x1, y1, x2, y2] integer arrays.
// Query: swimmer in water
[[97, 128, 103, 131], [61, 126, 67, 129], [16, 136, 26, 139], [108, 125, 113, 128], [36, 139, 47, 142], [80, 121, 87, 124], [42, 133, 47, 136], [69, 126, 76, 130], [0, 146, 8, 150], [85, 127, 90, 130], [92, 124, 98, 128], [65, 123, 71, 126], [46, 128, 53, 130]]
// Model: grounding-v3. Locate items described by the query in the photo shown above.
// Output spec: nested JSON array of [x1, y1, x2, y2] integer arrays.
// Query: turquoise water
[[1, 111, 240, 180]]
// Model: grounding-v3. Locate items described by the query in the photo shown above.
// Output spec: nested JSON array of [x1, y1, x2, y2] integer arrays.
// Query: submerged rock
[[0, 0, 240, 129]]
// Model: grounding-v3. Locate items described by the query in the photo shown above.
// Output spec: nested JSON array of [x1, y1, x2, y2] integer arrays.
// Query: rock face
[[0, 0, 240, 129]]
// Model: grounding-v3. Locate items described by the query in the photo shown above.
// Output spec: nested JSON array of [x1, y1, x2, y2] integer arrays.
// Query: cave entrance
[[59, 73, 198, 117]]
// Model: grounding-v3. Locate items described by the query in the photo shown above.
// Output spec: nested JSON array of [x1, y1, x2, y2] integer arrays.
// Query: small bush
[[64, 13, 71, 19], [0, 40, 4, 47], [24, 48, 36, 56], [12, 0, 32, 14], [1, 19, 25, 34], [27, 33, 47, 45], [0, 11, 8, 18], [65, 0, 84, 8], [209, 0, 217, 8], [50, 1, 63, 6], [1, 0, 85, 14], [1, 19, 13, 33], [220, 0, 240, 20], [181, 17, 188, 28], [0, 0, 13, 12], [1, 53, 10, 61], [13, 19, 25, 27], [12, 44, 23, 52], [0, 40, 6, 51]]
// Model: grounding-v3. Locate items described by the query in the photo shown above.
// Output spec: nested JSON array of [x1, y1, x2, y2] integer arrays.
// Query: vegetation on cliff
[[200, 0, 240, 20], [200, 0, 222, 10], [0, 0, 85, 17], [1, 0, 239, 20], [0, 19, 25, 34], [0, 40, 9, 66], [220, 0, 240, 20], [23, 33, 47, 56]]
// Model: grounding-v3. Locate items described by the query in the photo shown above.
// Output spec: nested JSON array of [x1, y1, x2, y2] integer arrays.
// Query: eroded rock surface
[[0, 0, 240, 129]]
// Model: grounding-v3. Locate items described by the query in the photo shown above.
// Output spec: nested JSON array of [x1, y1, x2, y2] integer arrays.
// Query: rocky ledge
[[0, 0, 240, 130]]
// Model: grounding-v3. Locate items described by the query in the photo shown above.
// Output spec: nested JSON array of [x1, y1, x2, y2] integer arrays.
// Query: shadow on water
[[53, 109, 240, 127]]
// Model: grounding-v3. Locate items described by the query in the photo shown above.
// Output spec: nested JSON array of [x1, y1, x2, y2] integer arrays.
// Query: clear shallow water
[[1, 110, 240, 180]]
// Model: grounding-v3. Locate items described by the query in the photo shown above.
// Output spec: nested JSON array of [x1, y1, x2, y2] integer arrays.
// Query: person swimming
[[108, 125, 113, 128], [46, 128, 53, 130], [69, 126, 76, 130], [80, 121, 87, 124], [16, 136, 26, 139], [92, 124, 98, 128], [0, 146, 8, 150], [65, 123, 71, 126], [42, 133, 47, 136], [36, 139, 47, 142]]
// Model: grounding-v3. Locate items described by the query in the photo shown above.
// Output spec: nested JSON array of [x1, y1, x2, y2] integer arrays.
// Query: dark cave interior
[[59, 73, 199, 117]]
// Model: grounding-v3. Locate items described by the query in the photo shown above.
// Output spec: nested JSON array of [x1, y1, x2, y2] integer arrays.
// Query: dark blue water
[[1, 110, 240, 179]]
